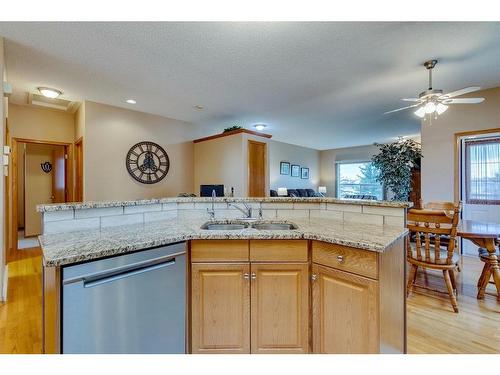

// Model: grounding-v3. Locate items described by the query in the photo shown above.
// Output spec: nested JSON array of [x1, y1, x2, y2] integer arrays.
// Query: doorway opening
[[456, 129, 500, 256], [10, 138, 71, 259]]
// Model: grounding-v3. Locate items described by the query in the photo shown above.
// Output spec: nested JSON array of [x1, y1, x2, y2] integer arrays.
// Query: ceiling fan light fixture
[[436, 103, 448, 115], [424, 102, 436, 114], [414, 107, 426, 118]]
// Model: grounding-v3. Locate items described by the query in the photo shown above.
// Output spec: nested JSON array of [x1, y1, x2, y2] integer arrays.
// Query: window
[[336, 162, 384, 200], [465, 137, 500, 205]]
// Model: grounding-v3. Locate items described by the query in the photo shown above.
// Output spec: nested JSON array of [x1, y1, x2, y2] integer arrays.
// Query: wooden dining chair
[[406, 204, 461, 313]]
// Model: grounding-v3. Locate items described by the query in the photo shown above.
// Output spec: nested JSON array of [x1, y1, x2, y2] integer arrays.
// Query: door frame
[[453, 127, 500, 203], [247, 140, 267, 197], [75, 136, 84, 202], [453, 128, 500, 256], [9, 137, 73, 261]]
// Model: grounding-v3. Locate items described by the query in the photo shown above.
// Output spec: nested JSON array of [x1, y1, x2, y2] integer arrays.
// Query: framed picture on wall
[[301, 167, 309, 179], [291, 164, 300, 177], [280, 162, 290, 175]]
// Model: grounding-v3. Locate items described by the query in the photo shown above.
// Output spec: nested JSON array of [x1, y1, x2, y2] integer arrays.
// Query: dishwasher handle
[[83, 256, 178, 289]]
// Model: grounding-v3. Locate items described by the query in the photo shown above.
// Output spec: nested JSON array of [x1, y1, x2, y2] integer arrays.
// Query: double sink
[[201, 221, 298, 231]]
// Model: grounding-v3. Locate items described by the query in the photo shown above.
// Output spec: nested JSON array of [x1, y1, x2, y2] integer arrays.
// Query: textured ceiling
[[1, 22, 500, 149]]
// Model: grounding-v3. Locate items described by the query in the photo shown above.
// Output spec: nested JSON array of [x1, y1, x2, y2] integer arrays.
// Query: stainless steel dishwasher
[[62, 242, 186, 354]]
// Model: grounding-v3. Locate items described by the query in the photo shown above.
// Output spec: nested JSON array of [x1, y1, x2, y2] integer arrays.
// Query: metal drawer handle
[[311, 274, 317, 281], [251, 272, 257, 280], [83, 258, 176, 288], [244, 273, 250, 280], [336, 255, 344, 263]]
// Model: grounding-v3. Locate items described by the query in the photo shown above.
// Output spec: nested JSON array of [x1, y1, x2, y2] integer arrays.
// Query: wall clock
[[126, 141, 170, 184]]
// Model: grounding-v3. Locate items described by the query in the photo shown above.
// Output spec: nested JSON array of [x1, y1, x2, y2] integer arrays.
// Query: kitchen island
[[38, 197, 410, 354]]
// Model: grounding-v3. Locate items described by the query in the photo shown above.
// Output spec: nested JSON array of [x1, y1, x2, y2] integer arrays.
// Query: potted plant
[[371, 138, 422, 201]]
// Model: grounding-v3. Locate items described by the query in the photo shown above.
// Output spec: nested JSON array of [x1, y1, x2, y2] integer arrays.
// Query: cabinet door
[[191, 263, 250, 353], [251, 263, 309, 354], [312, 264, 379, 354]]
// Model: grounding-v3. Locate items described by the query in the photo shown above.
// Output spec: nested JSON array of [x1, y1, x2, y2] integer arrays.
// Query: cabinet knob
[[244, 273, 250, 280], [336, 255, 344, 263], [311, 274, 317, 281], [251, 272, 256, 280]]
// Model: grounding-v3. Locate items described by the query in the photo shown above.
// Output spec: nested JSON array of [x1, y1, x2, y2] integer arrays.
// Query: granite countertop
[[37, 197, 412, 212], [39, 217, 409, 267]]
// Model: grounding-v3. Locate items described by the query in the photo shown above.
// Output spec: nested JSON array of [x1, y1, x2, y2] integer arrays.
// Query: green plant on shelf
[[223, 125, 242, 133]]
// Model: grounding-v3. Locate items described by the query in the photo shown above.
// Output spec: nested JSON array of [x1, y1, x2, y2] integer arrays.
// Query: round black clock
[[126, 141, 170, 184]]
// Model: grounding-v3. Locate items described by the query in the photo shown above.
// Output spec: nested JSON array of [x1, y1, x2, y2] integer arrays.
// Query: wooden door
[[75, 138, 83, 202], [52, 146, 66, 203], [248, 140, 266, 197], [250, 263, 309, 353], [191, 263, 251, 353], [312, 264, 379, 354]]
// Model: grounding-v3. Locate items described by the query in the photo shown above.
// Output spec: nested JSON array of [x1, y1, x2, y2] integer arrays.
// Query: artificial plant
[[371, 138, 422, 201]]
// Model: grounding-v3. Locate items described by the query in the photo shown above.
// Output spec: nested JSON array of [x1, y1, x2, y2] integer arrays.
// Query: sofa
[[270, 188, 321, 197]]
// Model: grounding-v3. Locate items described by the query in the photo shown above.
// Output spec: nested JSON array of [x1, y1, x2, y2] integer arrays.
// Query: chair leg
[[449, 269, 457, 295], [477, 263, 491, 300], [443, 270, 459, 313], [477, 262, 488, 287], [407, 264, 417, 297]]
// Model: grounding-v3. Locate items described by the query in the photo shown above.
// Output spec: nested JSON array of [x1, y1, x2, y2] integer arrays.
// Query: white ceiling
[[1, 22, 500, 150]]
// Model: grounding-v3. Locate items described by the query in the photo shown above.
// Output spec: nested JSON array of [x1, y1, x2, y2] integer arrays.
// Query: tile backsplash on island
[[38, 198, 409, 235]]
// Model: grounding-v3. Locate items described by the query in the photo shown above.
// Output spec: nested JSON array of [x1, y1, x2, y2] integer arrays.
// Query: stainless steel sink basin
[[201, 223, 248, 230], [251, 223, 298, 230]]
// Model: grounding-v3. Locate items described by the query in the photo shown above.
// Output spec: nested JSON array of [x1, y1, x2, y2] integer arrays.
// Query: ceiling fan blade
[[440, 86, 481, 99], [441, 98, 485, 104], [401, 98, 421, 102], [384, 103, 421, 114]]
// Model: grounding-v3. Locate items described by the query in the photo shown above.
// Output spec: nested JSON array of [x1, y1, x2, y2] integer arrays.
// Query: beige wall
[[193, 132, 272, 197], [421, 86, 500, 202], [269, 140, 320, 191], [75, 102, 85, 141], [320, 144, 380, 197], [193, 133, 246, 196], [8, 103, 75, 143], [84, 101, 196, 201]]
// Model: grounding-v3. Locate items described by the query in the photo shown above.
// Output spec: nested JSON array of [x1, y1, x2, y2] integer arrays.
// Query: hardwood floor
[[407, 256, 500, 354], [0, 249, 498, 354], [0, 248, 42, 354]]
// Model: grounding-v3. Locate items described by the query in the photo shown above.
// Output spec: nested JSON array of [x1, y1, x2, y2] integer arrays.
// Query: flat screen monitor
[[200, 184, 224, 197]]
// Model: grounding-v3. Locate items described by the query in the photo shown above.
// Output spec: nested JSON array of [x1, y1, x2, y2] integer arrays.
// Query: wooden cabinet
[[190, 240, 309, 354], [312, 264, 379, 354], [251, 263, 309, 354], [191, 263, 250, 353], [190, 238, 405, 355]]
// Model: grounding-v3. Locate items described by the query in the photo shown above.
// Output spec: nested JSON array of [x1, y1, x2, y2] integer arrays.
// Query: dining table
[[457, 219, 500, 300]]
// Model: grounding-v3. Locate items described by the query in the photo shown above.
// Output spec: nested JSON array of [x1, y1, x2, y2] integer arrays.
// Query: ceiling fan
[[384, 59, 485, 120]]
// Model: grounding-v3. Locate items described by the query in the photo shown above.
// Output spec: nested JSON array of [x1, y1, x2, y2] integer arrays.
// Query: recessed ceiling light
[[194, 105, 204, 110], [37, 87, 62, 99], [126, 99, 137, 104], [254, 124, 267, 131]]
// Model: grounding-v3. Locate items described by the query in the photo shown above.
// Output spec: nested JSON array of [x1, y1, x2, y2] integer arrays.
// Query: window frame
[[464, 137, 500, 205], [335, 160, 385, 200]]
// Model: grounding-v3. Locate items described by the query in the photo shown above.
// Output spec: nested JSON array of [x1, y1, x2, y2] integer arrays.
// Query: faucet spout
[[228, 202, 252, 218]]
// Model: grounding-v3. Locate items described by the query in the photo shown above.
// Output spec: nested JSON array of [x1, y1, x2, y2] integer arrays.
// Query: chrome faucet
[[207, 190, 216, 220], [228, 202, 253, 219]]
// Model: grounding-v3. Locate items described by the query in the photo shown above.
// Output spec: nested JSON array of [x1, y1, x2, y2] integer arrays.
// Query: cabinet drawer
[[312, 241, 378, 279], [250, 240, 308, 262], [191, 240, 249, 262]]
